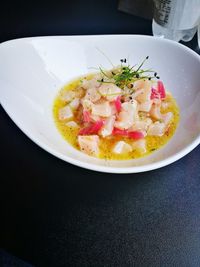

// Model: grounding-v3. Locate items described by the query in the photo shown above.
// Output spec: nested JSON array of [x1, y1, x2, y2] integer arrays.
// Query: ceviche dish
[[53, 57, 179, 160]]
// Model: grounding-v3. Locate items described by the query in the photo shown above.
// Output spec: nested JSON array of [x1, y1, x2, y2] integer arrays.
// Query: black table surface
[[1, 1, 200, 266]]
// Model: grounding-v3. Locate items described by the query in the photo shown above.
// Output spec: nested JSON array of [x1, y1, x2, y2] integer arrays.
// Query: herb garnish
[[98, 56, 160, 89]]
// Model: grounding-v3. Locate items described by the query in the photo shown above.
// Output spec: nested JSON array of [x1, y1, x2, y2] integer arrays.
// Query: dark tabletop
[[0, 1, 200, 266]]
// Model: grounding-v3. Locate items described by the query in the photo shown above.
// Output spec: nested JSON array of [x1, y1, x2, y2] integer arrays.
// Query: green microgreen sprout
[[97, 56, 159, 89]]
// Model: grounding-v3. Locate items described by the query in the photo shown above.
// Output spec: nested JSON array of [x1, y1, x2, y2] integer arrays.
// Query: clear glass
[[152, 0, 200, 42], [153, 20, 197, 42]]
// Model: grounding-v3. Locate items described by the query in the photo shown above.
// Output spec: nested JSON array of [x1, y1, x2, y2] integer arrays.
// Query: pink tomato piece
[[114, 96, 122, 112], [79, 120, 104, 135], [112, 127, 128, 136], [150, 87, 160, 100], [128, 131, 144, 139], [157, 81, 166, 99], [83, 110, 91, 123], [89, 120, 104, 134], [112, 128, 144, 139], [79, 126, 91, 135]]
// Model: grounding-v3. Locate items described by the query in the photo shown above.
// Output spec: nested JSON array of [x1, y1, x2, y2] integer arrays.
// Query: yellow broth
[[53, 76, 179, 160]]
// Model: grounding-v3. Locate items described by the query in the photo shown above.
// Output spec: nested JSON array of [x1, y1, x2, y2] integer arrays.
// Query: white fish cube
[[132, 139, 146, 154], [81, 99, 93, 110], [100, 115, 115, 137], [133, 80, 151, 102], [58, 105, 73, 120], [147, 122, 165, 136], [113, 141, 132, 154], [84, 87, 101, 103], [92, 101, 112, 117], [65, 121, 79, 128], [60, 90, 75, 102], [78, 135, 99, 156], [162, 112, 173, 126], [69, 98, 80, 110], [131, 118, 152, 132], [98, 83, 121, 101], [138, 101, 153, 112], [114, 101, 138, 129], [82, 77, 101, 90]]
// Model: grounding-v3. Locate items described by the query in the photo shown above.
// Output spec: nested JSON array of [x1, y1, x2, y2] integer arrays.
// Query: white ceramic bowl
[[0, 35, 200, 173]]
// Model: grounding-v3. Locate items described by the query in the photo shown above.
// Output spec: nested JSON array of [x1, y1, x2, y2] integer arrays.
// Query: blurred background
[[0, 0, 151, 41], [0, 0, 199, 51]]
